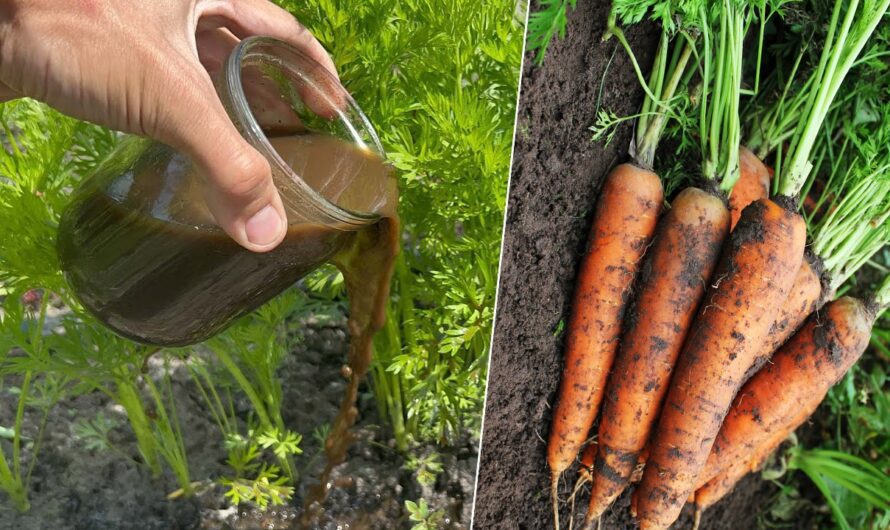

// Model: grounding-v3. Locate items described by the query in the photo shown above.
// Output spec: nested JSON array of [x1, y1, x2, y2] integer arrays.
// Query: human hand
[[0, 0, 338, 251]]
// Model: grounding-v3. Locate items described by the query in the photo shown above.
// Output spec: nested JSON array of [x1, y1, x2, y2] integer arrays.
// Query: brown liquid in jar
[[59, 134, 398, 346], [58, 133, 400, 520]]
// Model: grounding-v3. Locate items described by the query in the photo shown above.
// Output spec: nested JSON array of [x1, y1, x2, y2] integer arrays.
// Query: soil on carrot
[[472, 1, 819, 528], [0, 309, 475, 530]]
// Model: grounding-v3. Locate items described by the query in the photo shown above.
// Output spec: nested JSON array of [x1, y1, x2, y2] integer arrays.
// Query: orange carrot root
[[634, 198, 806, 530], [548, 163, 663, 526], [693, 296, 876, 509], [744, 255, 825, 380], [694, 460, 750, 511], [585, 187, 729, 523], [729, 147, 771, 229]]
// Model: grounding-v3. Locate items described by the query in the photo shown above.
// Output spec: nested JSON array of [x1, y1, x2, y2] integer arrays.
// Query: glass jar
[[57, 37, 396, 346]]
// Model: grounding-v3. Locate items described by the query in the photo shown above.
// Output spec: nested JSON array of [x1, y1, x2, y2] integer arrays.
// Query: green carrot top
[[808, 103, 890, 292], [599, 1, 783, 193], [592, 2, 703, 171], [774, 0, 890, 198]]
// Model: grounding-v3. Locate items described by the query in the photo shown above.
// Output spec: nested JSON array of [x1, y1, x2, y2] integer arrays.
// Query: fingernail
[[245, 205, 284, 246]]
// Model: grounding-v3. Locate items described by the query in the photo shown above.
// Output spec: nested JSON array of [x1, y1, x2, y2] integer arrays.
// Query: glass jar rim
[[222, 36, 385, 227]]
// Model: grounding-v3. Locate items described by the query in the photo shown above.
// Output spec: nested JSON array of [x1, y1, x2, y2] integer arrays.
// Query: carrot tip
[[585, 503, 605, 524], [579, 516, 601, 530], [552, 474, 561, 530], [581, 514, 597, 530]]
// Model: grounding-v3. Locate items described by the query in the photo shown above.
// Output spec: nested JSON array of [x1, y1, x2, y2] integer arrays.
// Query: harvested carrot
[[743, 255, 824, 378], [585, 4, 753, 524], [548, 162, 663, 528], [724, 143, 820, 379], [729, 147, 771, 229], [694, 459, 749, 513], [634, 197, 806, 530], [726, 147, 825, 384], [726, 149, 824, 382], [584, 187, 729, 524], [634, 0, 890, 522], [741, 159, 890, 383], [693, 295, 877, 509]]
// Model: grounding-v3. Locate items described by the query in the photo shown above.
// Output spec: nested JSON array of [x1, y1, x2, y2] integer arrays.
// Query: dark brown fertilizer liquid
[[58, 134, 399, 524]]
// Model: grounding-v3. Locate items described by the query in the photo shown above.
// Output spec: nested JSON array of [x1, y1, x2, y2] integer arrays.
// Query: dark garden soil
[[472, 1, 814, 528], [0, 309, 476, 530]]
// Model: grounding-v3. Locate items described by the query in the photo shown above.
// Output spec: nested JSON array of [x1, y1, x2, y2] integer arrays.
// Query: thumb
[[158, 75, 287, 253]]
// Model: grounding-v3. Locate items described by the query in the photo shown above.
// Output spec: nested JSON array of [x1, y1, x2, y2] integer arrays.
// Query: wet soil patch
[[0, 309, 475, 530], [472, 1, 816, 528]]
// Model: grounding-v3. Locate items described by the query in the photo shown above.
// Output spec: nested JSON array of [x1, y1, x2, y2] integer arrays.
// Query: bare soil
[[472, 1, 784, 528], [0, 308, 475, 530]]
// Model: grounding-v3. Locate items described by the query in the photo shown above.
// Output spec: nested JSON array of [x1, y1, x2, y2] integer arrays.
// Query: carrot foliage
[[775, 0, 890, 197], [591, 2, 703, 172], [0, 0, 524, 517], [798, 91, 889, 291], [594, 1, 788, 192], [289, 0, 523, 447]]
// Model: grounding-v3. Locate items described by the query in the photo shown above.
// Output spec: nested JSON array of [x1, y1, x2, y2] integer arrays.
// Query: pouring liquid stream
[[299, 142, 400, 523]]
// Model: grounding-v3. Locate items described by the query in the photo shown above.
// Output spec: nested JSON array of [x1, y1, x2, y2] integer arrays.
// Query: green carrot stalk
[[774, 0, 890, 199], [809, 155, 890, 293], [602, 0, 777, 194], [595, 3, 706, 172], [746, 8, 890, 172], [698, 0, 749, 193]]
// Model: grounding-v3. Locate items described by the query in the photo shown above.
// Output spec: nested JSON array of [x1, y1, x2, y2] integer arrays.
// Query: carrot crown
[[593, 3, 703, 170], [697, 0, 749, 192], [598, 0, 774, 191], [775, 0, 890, 198]]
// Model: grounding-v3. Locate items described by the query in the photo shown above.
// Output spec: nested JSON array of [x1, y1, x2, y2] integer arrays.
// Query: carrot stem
[[778, 0, 890, 196], [637, 38, 695, 169]]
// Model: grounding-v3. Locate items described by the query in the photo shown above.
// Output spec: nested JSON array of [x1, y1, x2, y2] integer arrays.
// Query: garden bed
[[0, 310, 476, 530]]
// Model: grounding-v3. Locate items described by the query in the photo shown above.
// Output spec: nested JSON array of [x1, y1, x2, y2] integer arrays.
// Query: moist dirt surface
[[0, 309, 476, 530], [472, 1, 812, 528]]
